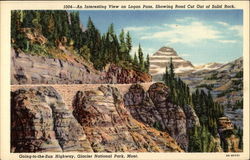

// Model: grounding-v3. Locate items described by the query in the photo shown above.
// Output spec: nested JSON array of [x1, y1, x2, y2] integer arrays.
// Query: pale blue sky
[[79, 10, 243, 65]]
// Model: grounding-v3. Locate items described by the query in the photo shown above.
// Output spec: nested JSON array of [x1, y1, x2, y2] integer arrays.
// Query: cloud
[[217, 21, 242, 37], [126, 18, 242, 47], [217, 21, 229, 26], [131, 46, 156, 55], [229, 25, 242, 37], [218, 40, 237, 43], [124, 26, 151, 32], [141, 21, 221, 44], [143, 47, 156, 54], [176, 17, 197, 23]]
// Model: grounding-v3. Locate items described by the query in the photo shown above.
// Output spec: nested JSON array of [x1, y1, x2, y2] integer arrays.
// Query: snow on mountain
[[149, 46, 194, 80], [193, 62, 224, 73]]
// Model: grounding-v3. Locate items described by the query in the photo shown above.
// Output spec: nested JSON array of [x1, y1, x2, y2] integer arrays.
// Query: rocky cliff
[[11, 87, 93, 152], [218, 117, 241, 152], [11, 85, 183, 152], [124, 82, 200, 151], [11, 48, 151, 85]]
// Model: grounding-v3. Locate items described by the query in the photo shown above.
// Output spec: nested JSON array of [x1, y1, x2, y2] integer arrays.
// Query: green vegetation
[[11, 10, 150, 72], [163, 58, 225, 152], [162, 58, 191, 107], [232, 100, 243, 110], [235, 70, 243, 78], [236, 127, 243, 150], [188, 125, 218, 152]]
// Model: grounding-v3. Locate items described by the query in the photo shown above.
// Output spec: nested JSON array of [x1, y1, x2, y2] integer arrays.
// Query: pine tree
[[138, 44, 144, 71], [169, 57, 175, 79], [126, 32, 132, 52], [119, 29, 127, 60], [108, 23, 115, 35], [23, 10, 36, 28], [144, 54, 150, 73], [11, 11, 21, 41], [133, 52, 139, 66], [126, 31, 132, 61]]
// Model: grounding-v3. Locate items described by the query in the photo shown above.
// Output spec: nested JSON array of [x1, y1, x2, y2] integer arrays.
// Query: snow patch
[[174, 66, 194, 73]]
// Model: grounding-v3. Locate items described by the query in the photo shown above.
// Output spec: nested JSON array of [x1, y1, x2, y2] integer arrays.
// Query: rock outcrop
[[11, 87, 93, 152], [218, 117, 241, 152], [106, 64, 152, 84], [72, 85, 183, 152], [124, 82, 200, 151], [11, 49, 105, 84], [11, 85, 183, 152], [11, 49, 151, 84]]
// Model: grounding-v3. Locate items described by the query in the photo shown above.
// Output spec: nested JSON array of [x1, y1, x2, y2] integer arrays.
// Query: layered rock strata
[[72, 85, 183, 152], [149, 47, 194, 81], [11, 49, 151, 85], [11, 87, 92, 152], [11, 85, 183, 152], [124, 82, 200, 151]]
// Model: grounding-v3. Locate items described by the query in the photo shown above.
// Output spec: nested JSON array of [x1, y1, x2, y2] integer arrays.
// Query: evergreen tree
[[169, 57, 175, 79], [126, 31, 132, 61], [119, 29, 127, 60], [108, 23, 115, 35], [133, 52, 139, 66], [138, 44, 144, 71], [126, 32, 132, 52], [144, 54, 150, 73]]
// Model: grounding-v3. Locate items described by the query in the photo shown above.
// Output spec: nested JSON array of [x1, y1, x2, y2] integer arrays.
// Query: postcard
[[0, 1, 249, 160]]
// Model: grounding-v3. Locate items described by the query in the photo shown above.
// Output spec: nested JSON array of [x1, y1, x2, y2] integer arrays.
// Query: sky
[[79, 10, 243, 65]]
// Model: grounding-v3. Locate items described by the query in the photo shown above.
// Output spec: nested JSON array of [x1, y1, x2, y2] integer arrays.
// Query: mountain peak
[[149, 47, 194, 80], [158, 46, 175, 52], [154, 46, 178, 56]]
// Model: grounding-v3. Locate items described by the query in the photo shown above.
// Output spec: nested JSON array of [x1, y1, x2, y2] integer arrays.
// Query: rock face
[[149, 47, 194, 81], [106, 64, 152, 84], [218, 117, 241, 152], [72, 85, 183, 152], [124, 82, 200, 151], [11, 85, 183, 152], [11, 87, 93, 152], [11, 49, 105, 84], [11, 49, 151, 85]]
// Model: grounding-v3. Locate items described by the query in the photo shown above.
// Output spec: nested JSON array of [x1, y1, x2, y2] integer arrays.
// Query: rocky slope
[[11, 85, 183, 152], [180, 57, 243, 128], [193, 62, 223, 73], [149, 47, 194, 81], [124, 83, 200, 151], [11, 48, 151, 85]]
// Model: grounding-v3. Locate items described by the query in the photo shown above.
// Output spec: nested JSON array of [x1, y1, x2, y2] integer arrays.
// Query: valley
[[149, 47, 243, 129]]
